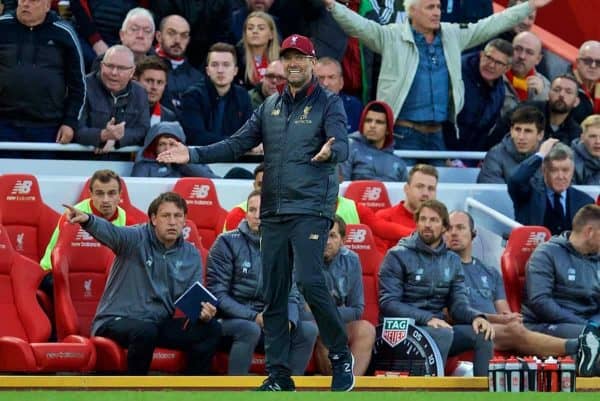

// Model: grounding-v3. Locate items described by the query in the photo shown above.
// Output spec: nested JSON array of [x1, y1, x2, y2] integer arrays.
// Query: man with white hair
[[572, 41, 600, 123], [75, 45, 149, 152], [321, 0, 553, 155], [70, 1, 143, 56]]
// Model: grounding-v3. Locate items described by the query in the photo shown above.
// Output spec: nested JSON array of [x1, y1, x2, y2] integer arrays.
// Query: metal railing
[[0, 142, 488, 161]]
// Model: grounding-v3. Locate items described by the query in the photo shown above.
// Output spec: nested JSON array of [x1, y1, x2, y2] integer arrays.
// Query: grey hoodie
[[477, 135, 543, 186], [572, 138, 600, 185], [88, 215, 203, 335], [522, 232, 600, 325], [379, 232, 482, 325], [131, 121, 219, 178]]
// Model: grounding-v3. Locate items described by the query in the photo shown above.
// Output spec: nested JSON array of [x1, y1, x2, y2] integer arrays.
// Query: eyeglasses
[[126, 25, 154, 35], [264, 73, 286, 81], [101, 62, 134, 73], [578, 57, 600, 68], [281, 54, 313, 63], [482, 53, 509, 68]]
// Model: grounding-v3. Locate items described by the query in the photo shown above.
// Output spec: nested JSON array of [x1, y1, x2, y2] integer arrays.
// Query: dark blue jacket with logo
[[189, 78, 349, 220], [522, 232, 600, 324], [206, 220, 300, 325], [379, 232, 482, 325]]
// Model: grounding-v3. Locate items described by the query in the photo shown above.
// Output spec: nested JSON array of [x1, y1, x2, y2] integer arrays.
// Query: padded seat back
[[52, 222, 114, 339], [0, 174, 60, 261], [173, 178, 227, 249], [0, 223, 50, 342], [343, 180, 392, 212], [500, 226, 551, 312], [344, 224, 383, 325]]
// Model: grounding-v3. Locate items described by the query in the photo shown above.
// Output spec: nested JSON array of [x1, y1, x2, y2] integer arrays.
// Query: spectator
[[323, 0, 552, 157], [179, 42, 253, 146], [375, 164, 438, 252], [314, 57, 363, 133], [341, 100, 407, 182], [309, 216, 376, 376], [39, 169, 140, 294], [477, 105, 545, 185], [236, 11, 280, 89], [444, 39, 512, 152], [207, 190, 318, 375], [491, 75, 582, 148], [445, 211, 593, 362], [134, 56, 177, 126], [149, 1, 234, 69], [571, 41, 600, 124], [521, 204, 600, 377], [154, 14, 204, 110], [75, 45, 149, 152], [502, 31, 550, 115], [508, 139, 594, 235], [231, 0, 277, 44], [131, 122, 219, 178], [64, 192, 222, 375], [379, 199, 494, 376], [248, 60, 286, 109], [0, 0, 85, 153], [89, 7, 156, 72], [573, 114, 600, 185], [499, 0, 569, 81], [70, 1, 141, 56]]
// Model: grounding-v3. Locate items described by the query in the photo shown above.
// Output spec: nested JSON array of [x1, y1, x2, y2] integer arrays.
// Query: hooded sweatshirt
[[341, 100, 408, 182], [572, 138, 600, 185], [131, 121, 218, 178], [477, 134, 543, 186], [379, 232, 482, 325], [522, 232, 600, 325]]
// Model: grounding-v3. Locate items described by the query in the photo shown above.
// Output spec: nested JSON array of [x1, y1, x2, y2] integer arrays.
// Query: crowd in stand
[[0, 0, 599, 382]]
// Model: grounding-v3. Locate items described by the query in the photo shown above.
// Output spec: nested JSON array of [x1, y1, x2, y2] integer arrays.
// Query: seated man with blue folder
[[207, 190, 319, 375], [63, 192, 221, 375]]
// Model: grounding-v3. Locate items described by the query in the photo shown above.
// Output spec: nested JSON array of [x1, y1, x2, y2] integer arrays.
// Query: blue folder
[[174, 281, 219, 321]]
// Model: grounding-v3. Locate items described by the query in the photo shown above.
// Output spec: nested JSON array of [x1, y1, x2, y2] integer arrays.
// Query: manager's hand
[[156, 139, 190, 164]]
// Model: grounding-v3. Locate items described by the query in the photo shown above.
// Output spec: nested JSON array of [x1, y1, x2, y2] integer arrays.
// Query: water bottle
[[488, 356, 506, 392], [505, 356, 523, 392], [559, 356, 576, 392], [543, 357, 560, 392], [522, 356, 538, 392]]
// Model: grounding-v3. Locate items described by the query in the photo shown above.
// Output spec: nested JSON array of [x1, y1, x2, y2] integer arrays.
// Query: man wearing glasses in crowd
[[444, 38, 513, 153], [248, 60, 286, 110], [75, 45, 149, 153], [572, 40, 600, 123]]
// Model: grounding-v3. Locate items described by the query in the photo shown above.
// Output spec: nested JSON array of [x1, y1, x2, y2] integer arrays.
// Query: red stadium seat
[[173, 178, 227, 250], [344, 224, 383, 325], [343, 180, 392, 212], [0, 174, 60, 261], [501, 226, 551, 313], [78, 177, 147, 223], [0, 223, 95, 373], [52, 222, 186, 373], [183, 219, 209, 273]]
